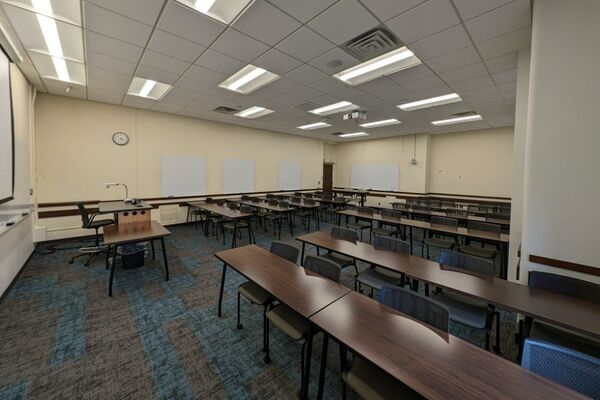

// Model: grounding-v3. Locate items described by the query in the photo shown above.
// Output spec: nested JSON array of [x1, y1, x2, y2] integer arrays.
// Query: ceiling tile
[[283, 64, 328, 84], [465, 0, 531, 43], [267, 77, 304, 93], [453, 0, 515, 20], [183, 64, 228, 85], [309, 76, 349, 92], [44, 80, 87, 99], [167, 86, 201, 101], [439, 62, 488, 83], [308, 47, 360, 74], [88, 77, 128, 93], [147, 29, 207, 63], [84, 2, 153, 46], [158, 1, 225, 46], [122, 95, 155, 109], [386, 0, 459, 44], [135, 64, 180, 84], [358, 77, 412, 103], [140, 50, 191, 75], [173, 76, 215, 92], [195, 49, 246, 76], [476, 27, 531, 60], [85, 31, 144, 63], [152, 101, 185, 113], [387, 64, 434, 85], [484, 51, 518, 73], [408, 24, 471, 60], [233, 0, 301, 45], [275, 27, 335, 62], [87, 50, 137, 74], [87, 65, 132, 84], [253, 48, 303, 75], [267, 0, 338, 23], [402, 74, 446, 92], [211, 28, 270, 62], [288, 85, 323, 100], [87, 88, 123, 104], [307, 0, 379, 45], [450, 75, 495, 91], [425, 46, 481, 73], [492, 68, 517, 84], [359, 0, 426, 22], [86, 0, 165, 25], [270, 93, 303, 106]]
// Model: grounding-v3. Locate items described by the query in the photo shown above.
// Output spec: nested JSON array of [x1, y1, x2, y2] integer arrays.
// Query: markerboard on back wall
[[161, 155, 206, 197], [350, 164, 399, 191], [222, 158, 254, 193], [0, 46, 14, 204], [278, 160, 301, 190]]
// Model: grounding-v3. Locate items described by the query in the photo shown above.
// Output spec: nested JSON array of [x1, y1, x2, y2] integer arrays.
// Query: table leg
[[105, 244, 111, 270], [108, 245, 118, 297], [409, 226, 413, 255], [300, 241, 306, 264], [301, 325, 314, 400], [161, 237, 169, 281], [317, 333, 329, 400], [289, 212, 294, 236], [151, 240, 156, 260], [501, 241, 508, 280], [232, 219, 238, 248], [248, 218, 255, 244], [217, 262, 227, 318]]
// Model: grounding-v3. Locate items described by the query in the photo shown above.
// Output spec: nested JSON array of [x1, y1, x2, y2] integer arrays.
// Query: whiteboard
[[161, 155, 206, 197], [278, 160, 301, 190], [350, 164, 399, 191], [223, 158, 254, 193], [0, 48, 13, 203]]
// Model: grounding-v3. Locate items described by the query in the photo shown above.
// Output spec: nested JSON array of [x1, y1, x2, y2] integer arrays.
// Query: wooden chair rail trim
[[529, 255, 600, 277]]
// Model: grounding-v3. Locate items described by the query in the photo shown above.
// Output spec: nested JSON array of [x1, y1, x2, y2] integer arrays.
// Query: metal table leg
[[217, 262, 228, 318]]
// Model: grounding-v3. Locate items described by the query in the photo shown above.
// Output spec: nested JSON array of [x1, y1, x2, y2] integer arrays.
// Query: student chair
[[345, 207, 373, 241], [370, 209, 403, 242], [356, 236, 410, 296], [69, 202, 115, 266], [318, 226, 359, 276], [458, 221, 501, 261], [421, 216, 458, 259]]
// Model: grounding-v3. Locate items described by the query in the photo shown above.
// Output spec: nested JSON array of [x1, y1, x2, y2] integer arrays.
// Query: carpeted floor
[[0, 219, 519, 400]]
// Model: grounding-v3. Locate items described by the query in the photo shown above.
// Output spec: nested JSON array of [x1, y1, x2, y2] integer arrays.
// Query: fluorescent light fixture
[[431, 115, 483, 126], [175, 0, 253, 25], [334, 47, 422, 86], [309, 101, 358, 116], [31, 0, 72, 82], [219, 64, 279, 94], [127, 77, 171, 100], [339, 132, 369, 138], [360, 119, 401, 128], [297, 122, 332, 130], [399, 93, 462, 111], [235, 106, 274, 119]]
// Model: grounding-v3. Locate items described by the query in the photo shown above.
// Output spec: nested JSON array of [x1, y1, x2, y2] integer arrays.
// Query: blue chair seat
[[433, 291, 488, 329], [530, 320, 600, 359]]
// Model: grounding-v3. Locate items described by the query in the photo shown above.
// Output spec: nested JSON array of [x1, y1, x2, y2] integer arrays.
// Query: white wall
[[0, 64, 34, 296], [521, 0, 600, 283]]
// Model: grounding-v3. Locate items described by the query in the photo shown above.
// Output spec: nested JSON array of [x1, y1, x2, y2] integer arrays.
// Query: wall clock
[[112, 132, 129, 146]]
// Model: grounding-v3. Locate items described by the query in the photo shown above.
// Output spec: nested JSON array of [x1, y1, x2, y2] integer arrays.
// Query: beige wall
[[0, 65, 34, 296], [429, 127, 514, 197], [34, 94, 324, 203]]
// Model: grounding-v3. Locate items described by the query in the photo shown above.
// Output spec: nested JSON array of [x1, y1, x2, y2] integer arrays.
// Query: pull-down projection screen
[[0, 47, 14, 204]]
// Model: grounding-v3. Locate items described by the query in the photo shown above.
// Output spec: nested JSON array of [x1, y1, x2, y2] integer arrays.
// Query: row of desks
[[215, 244, 588, 400]]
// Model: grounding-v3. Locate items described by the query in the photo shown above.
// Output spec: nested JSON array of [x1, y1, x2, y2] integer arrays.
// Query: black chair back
[[378, 285, 449, 332], [431, 216, 458, 227], [303, 255, 341, 282], [467, 221, 501, 233], [77, 202, 91, 228], [439, 250, 494, 277], [331, 226, 358, 242], [373, 236, 409, 254], [270, 241, 299, 263], [528, 271, 600, 304]]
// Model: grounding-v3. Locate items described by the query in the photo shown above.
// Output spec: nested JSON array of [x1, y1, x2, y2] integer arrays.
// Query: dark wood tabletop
[[310, 292, 586, 400], [98, 200, 153, 214], [298, 231, 600, 339], [338, 209, 510, 243], [287, 199, 320, 209], [214, 245, 351, 318], [239, 199, 295, 213], [188, 202, 254, 219], [388, 205, 510, 226], [103, 220, 171, 246]]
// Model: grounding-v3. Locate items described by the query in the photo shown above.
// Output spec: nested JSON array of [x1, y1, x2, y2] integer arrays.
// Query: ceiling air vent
[[343, 27, 401, 62], [213, 106, 239, 114]]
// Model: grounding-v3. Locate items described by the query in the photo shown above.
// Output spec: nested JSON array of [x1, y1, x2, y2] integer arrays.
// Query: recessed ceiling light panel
[[431, 114, 482, 126], [399, 93, 462, 111], [297, 122, 332, 130], [359, 118, 401, 128], [309, 101, 358, 116], [334, 47, 421, 86], [339, 132, 369, 138], [234, 106, 274, 119], [128, 77, 172, 100], [174, 0, 253, 24], [219, 64, 279, 94]]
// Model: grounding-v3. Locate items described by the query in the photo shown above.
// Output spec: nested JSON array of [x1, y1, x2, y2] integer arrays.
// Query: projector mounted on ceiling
[[343, 110, 367, 122]]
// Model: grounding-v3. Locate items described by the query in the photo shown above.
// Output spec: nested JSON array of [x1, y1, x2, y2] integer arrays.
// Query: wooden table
[[103, 221, 171, 296], [310, 291, 586, 400], [214, 244, 351, 399], [388, 204, 510, 227], [187, 201, 254, 247], [239, 199, 295, 236], [288, 198, 321, 230], [297, 231, 600, 340], [338, 208, 510, 278], [332, 188, 368, 206], [98, 200, 153, 224]]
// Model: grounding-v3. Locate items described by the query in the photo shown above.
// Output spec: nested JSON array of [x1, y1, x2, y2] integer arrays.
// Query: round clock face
[[112, 132, 129, 146]]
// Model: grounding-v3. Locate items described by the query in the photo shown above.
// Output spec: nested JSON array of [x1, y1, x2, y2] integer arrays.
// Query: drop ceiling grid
[[2, 0, 531, 141]]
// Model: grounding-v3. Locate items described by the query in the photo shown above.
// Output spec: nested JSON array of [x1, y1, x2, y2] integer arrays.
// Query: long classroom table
[[187, 201, 254, 247], [238, 199, 296, 236], [214, 244, 586, 400], [337, 208, 511, 278], [296, 231, 600, 340]]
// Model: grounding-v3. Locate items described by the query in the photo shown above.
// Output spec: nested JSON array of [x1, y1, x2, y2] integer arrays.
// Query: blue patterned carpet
[[0, 219, 518, 399]]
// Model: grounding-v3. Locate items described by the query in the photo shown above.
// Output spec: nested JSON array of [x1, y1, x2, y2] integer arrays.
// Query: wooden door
[[323, 164, 333, 192]]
